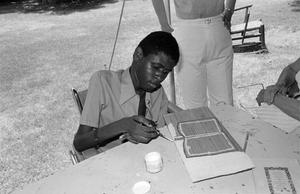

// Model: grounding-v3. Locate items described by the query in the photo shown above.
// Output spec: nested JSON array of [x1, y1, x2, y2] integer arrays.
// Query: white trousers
[[173, 14, 234, 108]]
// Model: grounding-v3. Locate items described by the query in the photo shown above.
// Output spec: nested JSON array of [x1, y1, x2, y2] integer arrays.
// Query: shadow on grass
[[233, 43, 269, 54], [0, 0, 119, 15], [289, 0, 300, 12]]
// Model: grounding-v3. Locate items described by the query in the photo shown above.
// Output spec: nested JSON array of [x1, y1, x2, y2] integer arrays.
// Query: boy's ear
[[133, 47, 144, 61]]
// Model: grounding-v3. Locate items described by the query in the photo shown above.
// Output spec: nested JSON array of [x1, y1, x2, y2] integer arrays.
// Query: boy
[[73, 31, 180, 152]]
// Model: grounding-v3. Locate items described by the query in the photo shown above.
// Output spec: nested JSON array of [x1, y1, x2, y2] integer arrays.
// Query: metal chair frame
[[230, 5, 266, 50]]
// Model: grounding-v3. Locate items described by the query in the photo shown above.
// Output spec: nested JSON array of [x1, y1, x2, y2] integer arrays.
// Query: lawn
[[0, 0, 299, 193]]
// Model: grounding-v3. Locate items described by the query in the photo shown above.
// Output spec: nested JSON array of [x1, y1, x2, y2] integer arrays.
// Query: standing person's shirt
[[80, 68, 169, 149], [174, 0, 224, 19]]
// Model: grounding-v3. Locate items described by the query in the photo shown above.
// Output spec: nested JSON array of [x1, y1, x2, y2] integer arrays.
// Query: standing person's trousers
[[173, 13, 234, 109]]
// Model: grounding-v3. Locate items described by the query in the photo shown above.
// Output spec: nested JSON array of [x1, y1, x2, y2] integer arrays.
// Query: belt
[[177, 13, 224, 24]]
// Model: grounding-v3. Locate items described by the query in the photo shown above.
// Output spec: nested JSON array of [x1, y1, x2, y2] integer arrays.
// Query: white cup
[[144, 152, 163, 173], [132, 181, 151, 194]]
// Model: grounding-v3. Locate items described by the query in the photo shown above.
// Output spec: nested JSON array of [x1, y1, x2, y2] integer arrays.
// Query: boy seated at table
[[73, 31, 180, 152]]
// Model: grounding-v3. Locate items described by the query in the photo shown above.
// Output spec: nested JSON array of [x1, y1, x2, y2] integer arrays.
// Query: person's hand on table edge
[[256, 85, 280, 106]]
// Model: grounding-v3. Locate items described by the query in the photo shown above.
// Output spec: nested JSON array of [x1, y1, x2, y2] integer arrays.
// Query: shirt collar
[[119, 67, 138, 105], [119, 67, 153, 108]]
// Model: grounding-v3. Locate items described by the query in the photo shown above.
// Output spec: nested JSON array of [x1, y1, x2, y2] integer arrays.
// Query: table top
[[13, 105, 300, 194]]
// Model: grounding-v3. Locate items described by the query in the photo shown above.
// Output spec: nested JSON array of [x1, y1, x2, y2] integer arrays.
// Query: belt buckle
[[206, 18, 212, 24]]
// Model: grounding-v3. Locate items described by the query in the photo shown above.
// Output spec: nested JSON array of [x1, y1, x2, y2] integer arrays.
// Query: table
[[13, 105, 300, 194]]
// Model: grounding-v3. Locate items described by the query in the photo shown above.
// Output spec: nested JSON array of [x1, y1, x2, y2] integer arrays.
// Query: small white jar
[[132, 181, 151, 194], [144, 152, 163, 173]]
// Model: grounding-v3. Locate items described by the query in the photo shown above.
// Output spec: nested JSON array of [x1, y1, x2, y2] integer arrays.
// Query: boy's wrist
[[93, 128, 101, 148]]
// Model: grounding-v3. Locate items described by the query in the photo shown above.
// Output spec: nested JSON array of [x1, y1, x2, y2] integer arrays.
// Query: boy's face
[[134, 51, 176, 93]]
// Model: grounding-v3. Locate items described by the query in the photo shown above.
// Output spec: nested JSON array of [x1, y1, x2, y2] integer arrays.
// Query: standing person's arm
[[151, 0, 174, 33], [275, 58, 300, 95], [224, 0, 236, 31], [273, 93, 300, 121], [256, 87, 300, 121]]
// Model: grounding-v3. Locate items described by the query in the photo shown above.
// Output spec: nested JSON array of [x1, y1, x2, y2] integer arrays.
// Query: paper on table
[[254, 104, 300, 133], [252, 158, 300, 194], [164, 107, 254, 182], [178, 118, 239, 158]]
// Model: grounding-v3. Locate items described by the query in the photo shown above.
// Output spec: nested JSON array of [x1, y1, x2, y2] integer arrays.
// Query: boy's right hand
[[119, 116, 159, 144]]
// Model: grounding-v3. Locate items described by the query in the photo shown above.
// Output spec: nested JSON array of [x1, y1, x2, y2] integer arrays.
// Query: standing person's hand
[[118, 116, 159, 144], [223, 9, 234, 32]]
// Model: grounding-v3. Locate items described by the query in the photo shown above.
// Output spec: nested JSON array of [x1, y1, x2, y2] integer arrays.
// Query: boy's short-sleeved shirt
[[80, 68, 169, 130]]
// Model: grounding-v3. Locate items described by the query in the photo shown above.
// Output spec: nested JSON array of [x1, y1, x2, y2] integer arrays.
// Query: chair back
[[71, 88, 88, 114], [70, 88, 99, 165], [241, 12, 250, 44]]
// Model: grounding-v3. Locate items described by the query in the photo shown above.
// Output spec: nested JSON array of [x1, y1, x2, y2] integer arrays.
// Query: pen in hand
[[155, 129, 174, 142], [133, 118, 173, 142], [150, 121, 173, 142]]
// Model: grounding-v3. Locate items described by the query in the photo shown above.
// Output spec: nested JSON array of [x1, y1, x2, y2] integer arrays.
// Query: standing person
[[73, 31, 180, 152], [152, 0, 236, 108]]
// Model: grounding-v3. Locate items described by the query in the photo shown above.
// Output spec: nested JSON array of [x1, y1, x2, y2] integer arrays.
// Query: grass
[[0, 0, 300, 193]]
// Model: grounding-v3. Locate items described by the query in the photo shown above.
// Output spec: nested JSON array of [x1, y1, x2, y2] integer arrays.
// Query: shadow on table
[[0, 0, 119, 15], [289, 0, 300, 12]]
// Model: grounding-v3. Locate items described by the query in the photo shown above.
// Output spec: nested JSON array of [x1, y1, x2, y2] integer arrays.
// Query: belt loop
[[206, 18, 212, 24]]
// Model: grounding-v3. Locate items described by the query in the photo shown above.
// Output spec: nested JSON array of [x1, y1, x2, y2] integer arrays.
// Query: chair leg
[[259, 25, 266, 49], [69, 150, 79, 165]]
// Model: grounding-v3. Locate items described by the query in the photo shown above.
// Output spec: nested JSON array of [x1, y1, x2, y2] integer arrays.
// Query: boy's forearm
[[73, 122, 126, 152], [73, 130, 99, 152], [95, 121, 127, 144]]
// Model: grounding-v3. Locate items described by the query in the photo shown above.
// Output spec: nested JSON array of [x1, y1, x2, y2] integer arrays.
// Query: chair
[[69, 88, 101, 164], [71, 88, 87, 114], [230, 5, 267, 51], [69, 88, 182, 164]]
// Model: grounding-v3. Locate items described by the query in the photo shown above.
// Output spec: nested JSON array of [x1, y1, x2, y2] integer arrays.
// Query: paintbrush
[[133, 118, 174, 142]]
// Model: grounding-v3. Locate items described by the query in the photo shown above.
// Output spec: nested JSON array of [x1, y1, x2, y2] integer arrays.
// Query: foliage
[[0, 0, 110, 14]]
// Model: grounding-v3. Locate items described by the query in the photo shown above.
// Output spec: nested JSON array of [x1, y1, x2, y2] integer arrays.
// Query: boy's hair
[[138, 31, 179, 64]]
